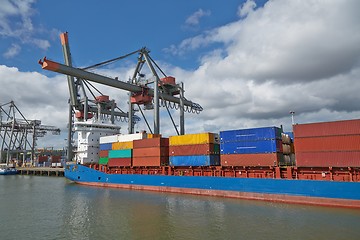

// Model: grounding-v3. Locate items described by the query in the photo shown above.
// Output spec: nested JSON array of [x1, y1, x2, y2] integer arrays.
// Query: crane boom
[[39, 58, 202, 109]]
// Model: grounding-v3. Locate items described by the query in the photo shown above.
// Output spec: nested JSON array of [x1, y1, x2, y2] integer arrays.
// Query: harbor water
[[1, 175, 360, 240]]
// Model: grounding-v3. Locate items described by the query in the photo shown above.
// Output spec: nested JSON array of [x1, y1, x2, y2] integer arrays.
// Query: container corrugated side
[[99, 157, 109, 165], [169, 144, 220, 156], [99, 150, 109, 158], [220, 126, 282, 142], [132, 156, 169, 166], [117, 132, 147, 142], [169, 155, 220, 166], [293, 119, 360, 137], [294, 135, 360, 152], [295, 151, 360, 167], [108, 158, 132, 167], [133, 138, 169, 148], [169, 133, 219, 146], [133, 147, 169, 157], [108, 149, 133, 158], [220, 153, 281, 166], [112, 141, 133, 150], [99, 143, 112, 151], [220, 139, 282, 154], [100, 135, 118, 144]]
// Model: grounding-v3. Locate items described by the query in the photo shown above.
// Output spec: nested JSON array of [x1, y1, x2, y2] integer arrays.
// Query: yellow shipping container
[[112, 141, 133, 150], [169, 132, 219, 146]]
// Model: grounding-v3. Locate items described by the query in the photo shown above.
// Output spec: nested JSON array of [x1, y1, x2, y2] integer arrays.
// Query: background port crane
[[0, 101, 60, 166], [39, 32, 202, 161]]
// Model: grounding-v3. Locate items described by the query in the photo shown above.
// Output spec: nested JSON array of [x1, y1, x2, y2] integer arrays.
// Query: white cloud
[[0, 0, 52, 56], [237, 0, 256, 17], [164, 0, 360, 133], [3, 43, 21, 58], [185, 9, 211, 26]]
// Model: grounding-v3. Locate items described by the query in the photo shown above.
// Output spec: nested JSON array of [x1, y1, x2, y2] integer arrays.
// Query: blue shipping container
[[220, 127, 282, 142], [169, 155, 220, 167], [220, 139, 281, 154], [99, 143, 112, 151]]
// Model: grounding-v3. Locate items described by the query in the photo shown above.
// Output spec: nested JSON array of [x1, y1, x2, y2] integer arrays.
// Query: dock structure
[[17, 167, 64, 177]]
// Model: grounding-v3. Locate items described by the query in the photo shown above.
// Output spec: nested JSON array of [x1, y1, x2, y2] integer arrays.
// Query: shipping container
[[99, 157, 109, 165], [294, 135, 360, 152], [112, 141, 133, 150], [100, 135, 118, 144], [133, 138, 169, 148], [295, 151, 360, 167], [293, 119, 360, 137], [220, 153, 281, 166], [132, 156, 169, 167], [220, 127, 282, 142], [99, 143, 112, 151], [108, 149, 132, 158], [220, 139, 282, 154], [133, 147, 169, 157], [169, 155, 220, 166], [169, 144, 220, 156], [108, 158, 132, 167], [99, 150, 109, 158], [169, 133, 219, 146], [117, 132, 147, 142]]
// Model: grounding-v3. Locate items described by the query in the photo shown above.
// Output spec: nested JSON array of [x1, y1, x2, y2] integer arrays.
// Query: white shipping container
[[117, 132, 147, 142], [51, 163, 57, 167], [100, 135, 119, 144]]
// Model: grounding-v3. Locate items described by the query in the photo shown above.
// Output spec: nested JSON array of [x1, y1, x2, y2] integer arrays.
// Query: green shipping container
[[109, 149, 133, 158], [99, 157, 109, 165]]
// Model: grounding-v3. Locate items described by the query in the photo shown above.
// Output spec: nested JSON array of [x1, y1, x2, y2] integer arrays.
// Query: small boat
[[0, 166, 19, 175]]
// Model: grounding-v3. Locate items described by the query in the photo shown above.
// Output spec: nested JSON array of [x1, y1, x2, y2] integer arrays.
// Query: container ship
[[65, 119, 360, 209], [40, 32, 360, 208]]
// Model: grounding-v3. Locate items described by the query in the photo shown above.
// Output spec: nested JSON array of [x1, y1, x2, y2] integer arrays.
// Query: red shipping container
[[294, 119, 360, 137], [169, 144, 219, 156], [295, 151, 360, 167], [294, 135, 360, 152], [99, 150, 109, 158], [133, 147, 169, 157], [108, 158, 132, 167], [132, 156, 169, 166], [220, 153, 281, 167], [133, 138, 169, 148], [51, 155, 61, 163]]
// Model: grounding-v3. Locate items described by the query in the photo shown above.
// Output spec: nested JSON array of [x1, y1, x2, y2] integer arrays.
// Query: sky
[[1, 0, 360, 149]]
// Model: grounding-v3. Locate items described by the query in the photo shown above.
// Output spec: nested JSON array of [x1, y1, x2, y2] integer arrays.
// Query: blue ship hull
[[65, 164, 360, 208]]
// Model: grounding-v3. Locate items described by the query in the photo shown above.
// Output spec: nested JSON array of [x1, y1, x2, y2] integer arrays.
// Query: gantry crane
[[0, 101, 60, 166], [39, 32, 203, 161]]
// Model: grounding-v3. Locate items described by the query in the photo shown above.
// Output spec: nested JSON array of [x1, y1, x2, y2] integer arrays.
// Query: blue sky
[[1, 0, 360, 148]]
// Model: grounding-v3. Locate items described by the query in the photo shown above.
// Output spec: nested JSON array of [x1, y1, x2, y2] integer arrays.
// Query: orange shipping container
[[99, 150, 109, 158], [169, 144, 219, 156], [293, 119, 360, 137], [220, 153, 281, 167], [108, 158, 132, 167], [294, 135, 360, 152], [133, 147, 169, 157], [295, 151, 360, 167], [112, 141, 133, 150], [133, 138, 169, 148], [132, 156, 169, 167]]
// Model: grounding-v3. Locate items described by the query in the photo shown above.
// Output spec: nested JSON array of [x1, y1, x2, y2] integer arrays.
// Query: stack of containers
[[281, 133, 295, 166], [99, 135, 117, 166], [294, 119, 360, 167], [133, 137, 169, 166], [220, 127, 283, 166], [169, 133, 220, 166], [99, 132, 147, 167]]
